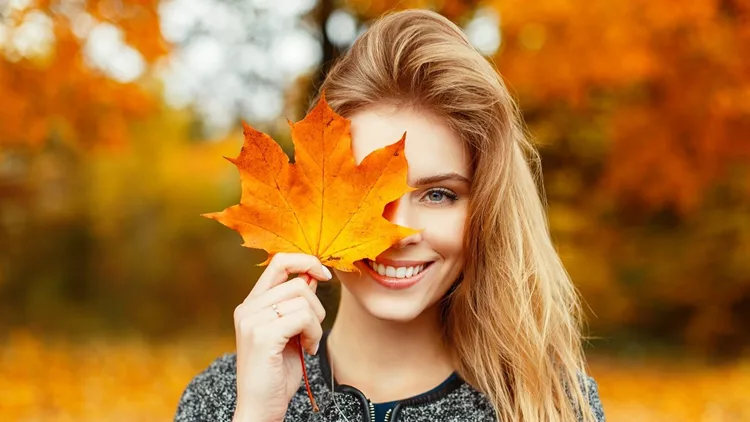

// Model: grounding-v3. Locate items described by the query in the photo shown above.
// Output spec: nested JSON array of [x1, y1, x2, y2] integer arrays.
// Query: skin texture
[[328, 104, 473, 402], [231, 253, 330, 422]]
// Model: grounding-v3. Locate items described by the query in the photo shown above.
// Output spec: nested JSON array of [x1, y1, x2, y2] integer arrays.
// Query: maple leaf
[[203, 92, 419, 271]]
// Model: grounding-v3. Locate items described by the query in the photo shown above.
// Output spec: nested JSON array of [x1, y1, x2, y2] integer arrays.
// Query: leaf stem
[[297, 335, 319, 412], [300, 274, 319, 412]]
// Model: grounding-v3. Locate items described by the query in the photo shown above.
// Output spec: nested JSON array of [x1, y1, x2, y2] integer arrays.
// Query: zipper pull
[[384, 408, 393, 422]]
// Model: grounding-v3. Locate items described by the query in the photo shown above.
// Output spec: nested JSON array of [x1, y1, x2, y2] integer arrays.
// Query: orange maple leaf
[[203, 93, 419, 272]]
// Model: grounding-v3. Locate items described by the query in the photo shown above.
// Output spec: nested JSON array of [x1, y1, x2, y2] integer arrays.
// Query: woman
[[176, 8, 605, 422]]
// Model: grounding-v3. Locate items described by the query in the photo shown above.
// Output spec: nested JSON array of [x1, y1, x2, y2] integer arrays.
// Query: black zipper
[[328, 375, 460, 422], [367, 399, 398, 422], [387, 405, 402, 422], [368, 400, 375, 421], [328, 371, 459, 422], [318, 330, 462, 422], [339, 385, 373, 422]]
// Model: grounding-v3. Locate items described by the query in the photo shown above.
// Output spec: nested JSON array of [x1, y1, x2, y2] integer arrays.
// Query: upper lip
[[364, 257, 433, 267]]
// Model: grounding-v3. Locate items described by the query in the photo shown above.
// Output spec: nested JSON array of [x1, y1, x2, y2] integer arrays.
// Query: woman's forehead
[[348, 105, 472, 183]]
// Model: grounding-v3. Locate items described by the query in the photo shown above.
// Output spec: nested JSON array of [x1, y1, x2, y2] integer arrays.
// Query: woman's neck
[[326, 287, 456, 403]]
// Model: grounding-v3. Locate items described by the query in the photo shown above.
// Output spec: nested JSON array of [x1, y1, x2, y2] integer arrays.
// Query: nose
[[382, 196, 422, 248]]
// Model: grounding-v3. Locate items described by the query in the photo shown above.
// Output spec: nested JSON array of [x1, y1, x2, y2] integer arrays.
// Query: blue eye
[[421, 187, 459, 205]]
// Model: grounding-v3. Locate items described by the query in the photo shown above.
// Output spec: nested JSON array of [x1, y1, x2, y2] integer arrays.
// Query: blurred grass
[[2, 330, 749, 421]]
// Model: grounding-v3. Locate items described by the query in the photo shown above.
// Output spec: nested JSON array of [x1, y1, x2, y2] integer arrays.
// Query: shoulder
[[452, 373, 604, 422], [451, 381, 498, 416], [580, 374, 605, 422], [174, 353, 238, 422]]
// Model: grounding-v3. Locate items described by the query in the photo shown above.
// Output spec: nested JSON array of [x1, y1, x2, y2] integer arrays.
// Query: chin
[[356, 293, 428, 322]]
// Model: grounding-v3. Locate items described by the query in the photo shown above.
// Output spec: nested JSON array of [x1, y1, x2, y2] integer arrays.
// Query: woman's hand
[[232, 253, 332, 422]]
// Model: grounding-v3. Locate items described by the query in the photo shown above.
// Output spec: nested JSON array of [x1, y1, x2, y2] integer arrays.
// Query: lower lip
[[361, 260, 433, 290]]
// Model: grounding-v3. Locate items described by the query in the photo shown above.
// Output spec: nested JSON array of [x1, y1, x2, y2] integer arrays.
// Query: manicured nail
[[321, 265, 332, 280], [313, 342, 320, 355]]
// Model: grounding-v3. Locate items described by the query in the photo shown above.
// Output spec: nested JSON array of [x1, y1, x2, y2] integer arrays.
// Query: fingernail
[[321, 265, 332, 280], [313, 342, 320, 355]]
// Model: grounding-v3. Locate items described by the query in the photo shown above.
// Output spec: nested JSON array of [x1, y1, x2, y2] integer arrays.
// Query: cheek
[[419, 207, 466, 262]]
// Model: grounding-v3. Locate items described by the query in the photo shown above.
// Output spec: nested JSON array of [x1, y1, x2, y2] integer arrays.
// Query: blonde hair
[[309, 9, 597, 422]]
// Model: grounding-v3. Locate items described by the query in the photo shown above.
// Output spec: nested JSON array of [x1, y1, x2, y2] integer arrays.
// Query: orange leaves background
[[489, 0, 750, 213], [0, 0, 165, 149], [1, 0, 749, 420]]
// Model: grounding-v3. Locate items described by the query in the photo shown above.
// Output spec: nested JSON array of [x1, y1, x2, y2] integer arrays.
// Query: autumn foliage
[[487, 0, 750, 213], [479, 0, 750, 355], [0, 0, 748, 394], [1, 0, 749, 420], [0, 0, 165, 148]]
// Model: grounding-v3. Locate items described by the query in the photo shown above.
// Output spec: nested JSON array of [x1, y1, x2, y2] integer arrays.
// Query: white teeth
[[367, 260, 429, 279]]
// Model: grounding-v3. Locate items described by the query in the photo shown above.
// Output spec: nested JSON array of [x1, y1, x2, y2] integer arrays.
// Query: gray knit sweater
[[175, 331, 605, 421]]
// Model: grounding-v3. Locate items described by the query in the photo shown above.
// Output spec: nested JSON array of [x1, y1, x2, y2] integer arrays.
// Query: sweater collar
[[315, 329, 465, 406]]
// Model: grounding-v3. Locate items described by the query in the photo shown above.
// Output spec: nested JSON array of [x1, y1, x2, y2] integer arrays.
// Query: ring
[[272, 303, 282, 318]]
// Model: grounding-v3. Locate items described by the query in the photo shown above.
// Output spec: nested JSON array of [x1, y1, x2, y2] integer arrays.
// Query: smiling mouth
[[363, 258, 434, 279]]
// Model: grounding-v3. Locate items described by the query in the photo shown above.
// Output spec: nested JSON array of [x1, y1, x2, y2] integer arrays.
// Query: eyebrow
[[413, 172, 472, 186]]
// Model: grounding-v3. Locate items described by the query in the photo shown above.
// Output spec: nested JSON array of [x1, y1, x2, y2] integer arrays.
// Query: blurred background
[[1, 0, 749, 420]]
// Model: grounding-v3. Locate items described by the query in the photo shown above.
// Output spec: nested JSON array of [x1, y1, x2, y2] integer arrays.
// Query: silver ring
[[272, 303, 282, 318]]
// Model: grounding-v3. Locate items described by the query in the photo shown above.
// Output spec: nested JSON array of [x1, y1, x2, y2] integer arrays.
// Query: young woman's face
[[333, 104, 472, 322]]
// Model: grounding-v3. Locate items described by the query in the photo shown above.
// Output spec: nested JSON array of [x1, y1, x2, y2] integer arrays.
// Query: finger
[[271, 296, 321, 320], [300, 273, 316, 287], [308, 278, 318, 294], [249, 253, 332, 299], [254, 307, 324, 355], [246, 277, 325, 322], [235, 296, 324, 331]]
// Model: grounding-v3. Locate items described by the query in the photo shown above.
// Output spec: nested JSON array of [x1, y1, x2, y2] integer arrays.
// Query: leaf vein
[[319, 152, 398, 257], [257, 143, 314, 253]]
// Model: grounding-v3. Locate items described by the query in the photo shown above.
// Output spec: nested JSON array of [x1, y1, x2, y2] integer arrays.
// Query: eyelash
[[420, 187, 459, 205]]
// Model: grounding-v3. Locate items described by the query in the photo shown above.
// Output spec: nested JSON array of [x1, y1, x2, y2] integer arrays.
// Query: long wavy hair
[[308, 9, 597, 422]]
